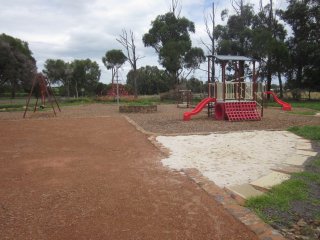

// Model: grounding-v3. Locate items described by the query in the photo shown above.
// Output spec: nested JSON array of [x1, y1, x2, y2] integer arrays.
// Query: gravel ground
[[2, 103, 319, 134]]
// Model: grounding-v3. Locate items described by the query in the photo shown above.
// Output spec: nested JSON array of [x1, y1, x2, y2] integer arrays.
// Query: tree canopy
[[127, 66, 171, 95], [0, 33, 36, 98], [102, 49, 127, 84], [43, 58, 101, 97], [143, 12, 205, 84], [279, 0, 320, 93]]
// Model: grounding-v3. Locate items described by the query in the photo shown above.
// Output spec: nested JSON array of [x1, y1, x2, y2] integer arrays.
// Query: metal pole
[[116, 68, 119, 105], [23, 77, 36, 118]]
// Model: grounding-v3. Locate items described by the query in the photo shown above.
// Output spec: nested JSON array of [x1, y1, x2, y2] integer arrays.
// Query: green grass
[[246, 179, 308, 224], [60, 97, 94, 106], [246, 126, 320, 227], [266, 100, 320, 111], [246, 160, 320, 225], [288, 125, 320, 140], [0, 97, 94, 112], [287, 110, 318, 116], [125, 100, 156, 106]]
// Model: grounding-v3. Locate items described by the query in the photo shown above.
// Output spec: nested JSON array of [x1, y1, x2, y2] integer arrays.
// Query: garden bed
[[119, 105, 157, 113]]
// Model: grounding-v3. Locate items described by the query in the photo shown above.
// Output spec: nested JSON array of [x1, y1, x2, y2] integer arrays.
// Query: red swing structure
[[23, 73, 61, 118]]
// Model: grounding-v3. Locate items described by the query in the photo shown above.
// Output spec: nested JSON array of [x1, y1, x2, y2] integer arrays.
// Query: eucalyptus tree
[[0, 33, 36, 98], [279, 0, 320, 94], [251, 2, 288, 97], [117, 29, 143, 98], [143, 12, 205, 85], [70, 59, 101, 98], [102, 49, 127, 84]]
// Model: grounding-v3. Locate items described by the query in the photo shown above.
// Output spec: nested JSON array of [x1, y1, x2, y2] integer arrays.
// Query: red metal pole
[[23, 78, 36, 118]]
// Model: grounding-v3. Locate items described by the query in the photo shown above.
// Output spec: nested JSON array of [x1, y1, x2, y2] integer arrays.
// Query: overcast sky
[[0, 0, 288, 84]]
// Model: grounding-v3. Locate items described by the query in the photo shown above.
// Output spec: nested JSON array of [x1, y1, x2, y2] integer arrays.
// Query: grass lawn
[[0, 96, 176, 112], [0, 97, 96, 112], [246, 126, 320, 238], [266, 99, 320, 112]]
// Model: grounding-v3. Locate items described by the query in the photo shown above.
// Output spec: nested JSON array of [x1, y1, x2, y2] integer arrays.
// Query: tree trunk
[[133, 70, 138, 99], [266, 57, 272, 100], [308, 89, 311, 100], [277, 71, 283, 98], [297, 65, 303, 88], [211, 2, 215, 83], [11, 81, 16, 99], [67, 79, 70, 98], [75, 81, 78, 98]]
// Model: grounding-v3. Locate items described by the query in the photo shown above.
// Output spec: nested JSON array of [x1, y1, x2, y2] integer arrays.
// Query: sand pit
[[157, 130, 306, 188]]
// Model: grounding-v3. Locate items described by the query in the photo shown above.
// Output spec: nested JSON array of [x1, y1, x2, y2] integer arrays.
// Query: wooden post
[[253, 61, 256, 101], [208, 56, 211, 98], [222, 62, 226, 101]]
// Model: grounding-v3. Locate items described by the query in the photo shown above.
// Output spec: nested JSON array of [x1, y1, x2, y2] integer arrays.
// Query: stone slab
[[227, 184, 264, 200], [296, 142, 313, 150], [296, 150, 318, 157], [250, 171, 291, 190], [284, 155, 309, 166], [271, 165, 304, 174]]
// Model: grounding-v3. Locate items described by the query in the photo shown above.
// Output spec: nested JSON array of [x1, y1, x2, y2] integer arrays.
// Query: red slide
[[264, 91, 292, 111], [183, 97, 216, 121]]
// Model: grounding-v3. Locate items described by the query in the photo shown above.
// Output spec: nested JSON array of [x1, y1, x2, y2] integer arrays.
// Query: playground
[[0, 102, 320, 239], [1, 56, 320, 239]]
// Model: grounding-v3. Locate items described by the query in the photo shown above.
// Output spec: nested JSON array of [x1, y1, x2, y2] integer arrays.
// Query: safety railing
[[212, 82, 264, 101]]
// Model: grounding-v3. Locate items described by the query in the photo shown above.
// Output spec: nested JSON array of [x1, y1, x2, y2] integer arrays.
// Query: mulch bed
[[2, 103, 320, 135]]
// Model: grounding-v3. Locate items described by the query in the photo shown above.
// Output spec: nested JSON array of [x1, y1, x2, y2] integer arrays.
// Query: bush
[[291, 88, 301, 100]]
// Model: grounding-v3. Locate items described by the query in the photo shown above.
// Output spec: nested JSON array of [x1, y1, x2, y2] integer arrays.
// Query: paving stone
[[271, 165, 304, 174], [296, 150, 318, 157], [284, 155, 309, 166], [250, 172, 291, 190], [226, 184, 264, 200], [296, 142, 313, 150]]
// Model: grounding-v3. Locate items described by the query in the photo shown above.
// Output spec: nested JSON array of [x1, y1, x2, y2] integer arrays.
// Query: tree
[[43, 59, 71, 96], [214, 1, 255, 77], [43, 59, 100, 97], [102, 49, 127, 85], [0, 33, 36, 98], [251, 2, 288, 97], [143, 12, 205, 85], [280, 0, 320, 94], [70, 59, 101, 98], [126, 66, 171, 95], [117, 29, 143, 98], [186, 77, 204, 93], [201, 2, 216, 81]]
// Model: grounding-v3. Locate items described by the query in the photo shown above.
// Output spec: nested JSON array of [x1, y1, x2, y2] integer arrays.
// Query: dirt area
[[1, 103, 319, 239], [0, 115, 258, 239]]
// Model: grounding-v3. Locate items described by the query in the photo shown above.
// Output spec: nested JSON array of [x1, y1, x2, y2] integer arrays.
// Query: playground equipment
[[23, 73, 61, 118], [184, 55, 264, 121], [264, 91, 292, 111], [183, 97, 215, 121], [177, 90, 193, 108]]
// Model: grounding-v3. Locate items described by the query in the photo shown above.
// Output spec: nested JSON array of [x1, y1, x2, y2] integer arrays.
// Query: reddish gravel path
[[0, 116, 258, 240]]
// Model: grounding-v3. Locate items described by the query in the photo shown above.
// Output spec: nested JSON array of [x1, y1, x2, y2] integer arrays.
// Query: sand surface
[[157, 130, 304, 187]]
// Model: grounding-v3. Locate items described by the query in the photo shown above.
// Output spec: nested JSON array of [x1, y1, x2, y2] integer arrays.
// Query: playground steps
[[207, 102, 215, 117], [225, 102, 261, 121]]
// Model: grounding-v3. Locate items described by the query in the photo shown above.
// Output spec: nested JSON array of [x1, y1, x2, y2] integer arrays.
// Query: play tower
[[208, 55, 264, 121], [183, 55, 265, 121]]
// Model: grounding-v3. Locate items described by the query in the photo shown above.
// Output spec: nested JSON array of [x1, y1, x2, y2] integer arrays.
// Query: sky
[[0, 0, 288, 84]]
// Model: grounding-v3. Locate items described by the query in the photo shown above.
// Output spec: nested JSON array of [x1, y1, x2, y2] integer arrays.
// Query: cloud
[[0, 0, 287, 84]]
